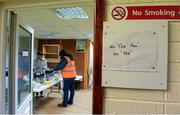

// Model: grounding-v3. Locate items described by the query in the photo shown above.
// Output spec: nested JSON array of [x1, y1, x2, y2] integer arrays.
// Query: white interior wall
[[33, 38, 38, 60]]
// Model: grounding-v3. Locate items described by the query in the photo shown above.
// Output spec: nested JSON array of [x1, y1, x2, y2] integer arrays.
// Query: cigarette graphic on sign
[[112, 6, 126, 20]]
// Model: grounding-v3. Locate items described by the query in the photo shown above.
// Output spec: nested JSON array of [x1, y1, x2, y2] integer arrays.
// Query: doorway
[[5, 11, 34, 114], [3, 1, 95, 114]]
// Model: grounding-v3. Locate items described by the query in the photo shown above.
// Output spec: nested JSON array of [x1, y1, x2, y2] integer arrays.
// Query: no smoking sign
[[112, 6, 126, 20]]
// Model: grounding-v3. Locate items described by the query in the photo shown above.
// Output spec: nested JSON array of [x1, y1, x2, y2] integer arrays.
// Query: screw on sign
[[112, 6, 126, 20]]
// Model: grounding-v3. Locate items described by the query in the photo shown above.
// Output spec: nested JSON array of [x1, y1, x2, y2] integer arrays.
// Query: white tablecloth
[[33, 74, 83, 93]]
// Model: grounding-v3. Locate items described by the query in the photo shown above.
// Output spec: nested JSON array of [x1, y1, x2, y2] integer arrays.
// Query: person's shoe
[[68, 101, 73, 105], [57, 103, 67, 107]]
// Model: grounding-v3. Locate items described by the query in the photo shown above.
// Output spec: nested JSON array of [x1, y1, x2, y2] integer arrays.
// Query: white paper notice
[[103, 31, 157, 71]]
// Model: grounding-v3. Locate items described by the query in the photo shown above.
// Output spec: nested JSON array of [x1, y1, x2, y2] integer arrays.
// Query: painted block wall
[[104, 0, 180, 114]]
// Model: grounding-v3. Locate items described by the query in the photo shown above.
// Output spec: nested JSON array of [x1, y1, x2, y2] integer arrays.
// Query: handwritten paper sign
[[103, 31, 157, 71]]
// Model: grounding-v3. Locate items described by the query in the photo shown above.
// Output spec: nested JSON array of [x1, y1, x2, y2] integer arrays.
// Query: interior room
[[2, 0, 180, 114], [9, 1, 94, 114]]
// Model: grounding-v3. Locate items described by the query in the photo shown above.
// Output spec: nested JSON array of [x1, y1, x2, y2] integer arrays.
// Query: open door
[[8, 11, 34, 114]]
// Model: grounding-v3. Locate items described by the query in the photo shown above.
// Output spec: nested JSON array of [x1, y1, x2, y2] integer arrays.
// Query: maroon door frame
[[93, 0, 105, 114]]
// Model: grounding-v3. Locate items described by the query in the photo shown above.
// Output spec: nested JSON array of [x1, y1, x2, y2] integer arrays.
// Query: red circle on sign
[[112, 6, 126, 20]]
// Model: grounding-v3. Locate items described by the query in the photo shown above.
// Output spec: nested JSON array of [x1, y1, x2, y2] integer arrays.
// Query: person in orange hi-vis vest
[[47, 50, 76, 107]]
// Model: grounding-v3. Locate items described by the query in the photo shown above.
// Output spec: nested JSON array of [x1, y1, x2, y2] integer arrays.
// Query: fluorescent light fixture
[[55, 7, 88, 19]]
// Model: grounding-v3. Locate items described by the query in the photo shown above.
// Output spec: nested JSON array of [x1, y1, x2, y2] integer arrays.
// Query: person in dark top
[[47, 50, 76, 107]]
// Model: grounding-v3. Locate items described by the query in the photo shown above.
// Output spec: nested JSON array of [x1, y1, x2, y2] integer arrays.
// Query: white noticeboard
[[102, 21, 168, 90]]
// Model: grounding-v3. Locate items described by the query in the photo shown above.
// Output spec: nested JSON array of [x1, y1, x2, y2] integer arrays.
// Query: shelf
[[43, 53, 59, 55], [43, 44, 59, 54], [46, 58, 59, 63], [39, 40, 63, 68], [43, 44, 59, 47], [42, 44, 60, 62], [41, 43, 62, 69]]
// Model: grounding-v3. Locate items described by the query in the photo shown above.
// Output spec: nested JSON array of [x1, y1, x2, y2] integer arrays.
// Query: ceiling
[[10, 1, 94, 40], [0, 0, 13, 3]]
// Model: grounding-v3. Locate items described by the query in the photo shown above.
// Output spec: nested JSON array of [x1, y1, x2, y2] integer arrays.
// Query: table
[[33, 74, 82, 113], [75, 75, 83, 81], [33, 74, 83, 94]]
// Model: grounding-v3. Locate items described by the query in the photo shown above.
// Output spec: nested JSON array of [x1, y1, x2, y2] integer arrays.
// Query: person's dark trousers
[[62, 78, 75, 106]]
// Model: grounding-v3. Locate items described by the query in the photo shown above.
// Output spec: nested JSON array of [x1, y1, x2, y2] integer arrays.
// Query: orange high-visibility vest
[[61, 56, 76, 78], [18, 68, 29, 78]]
